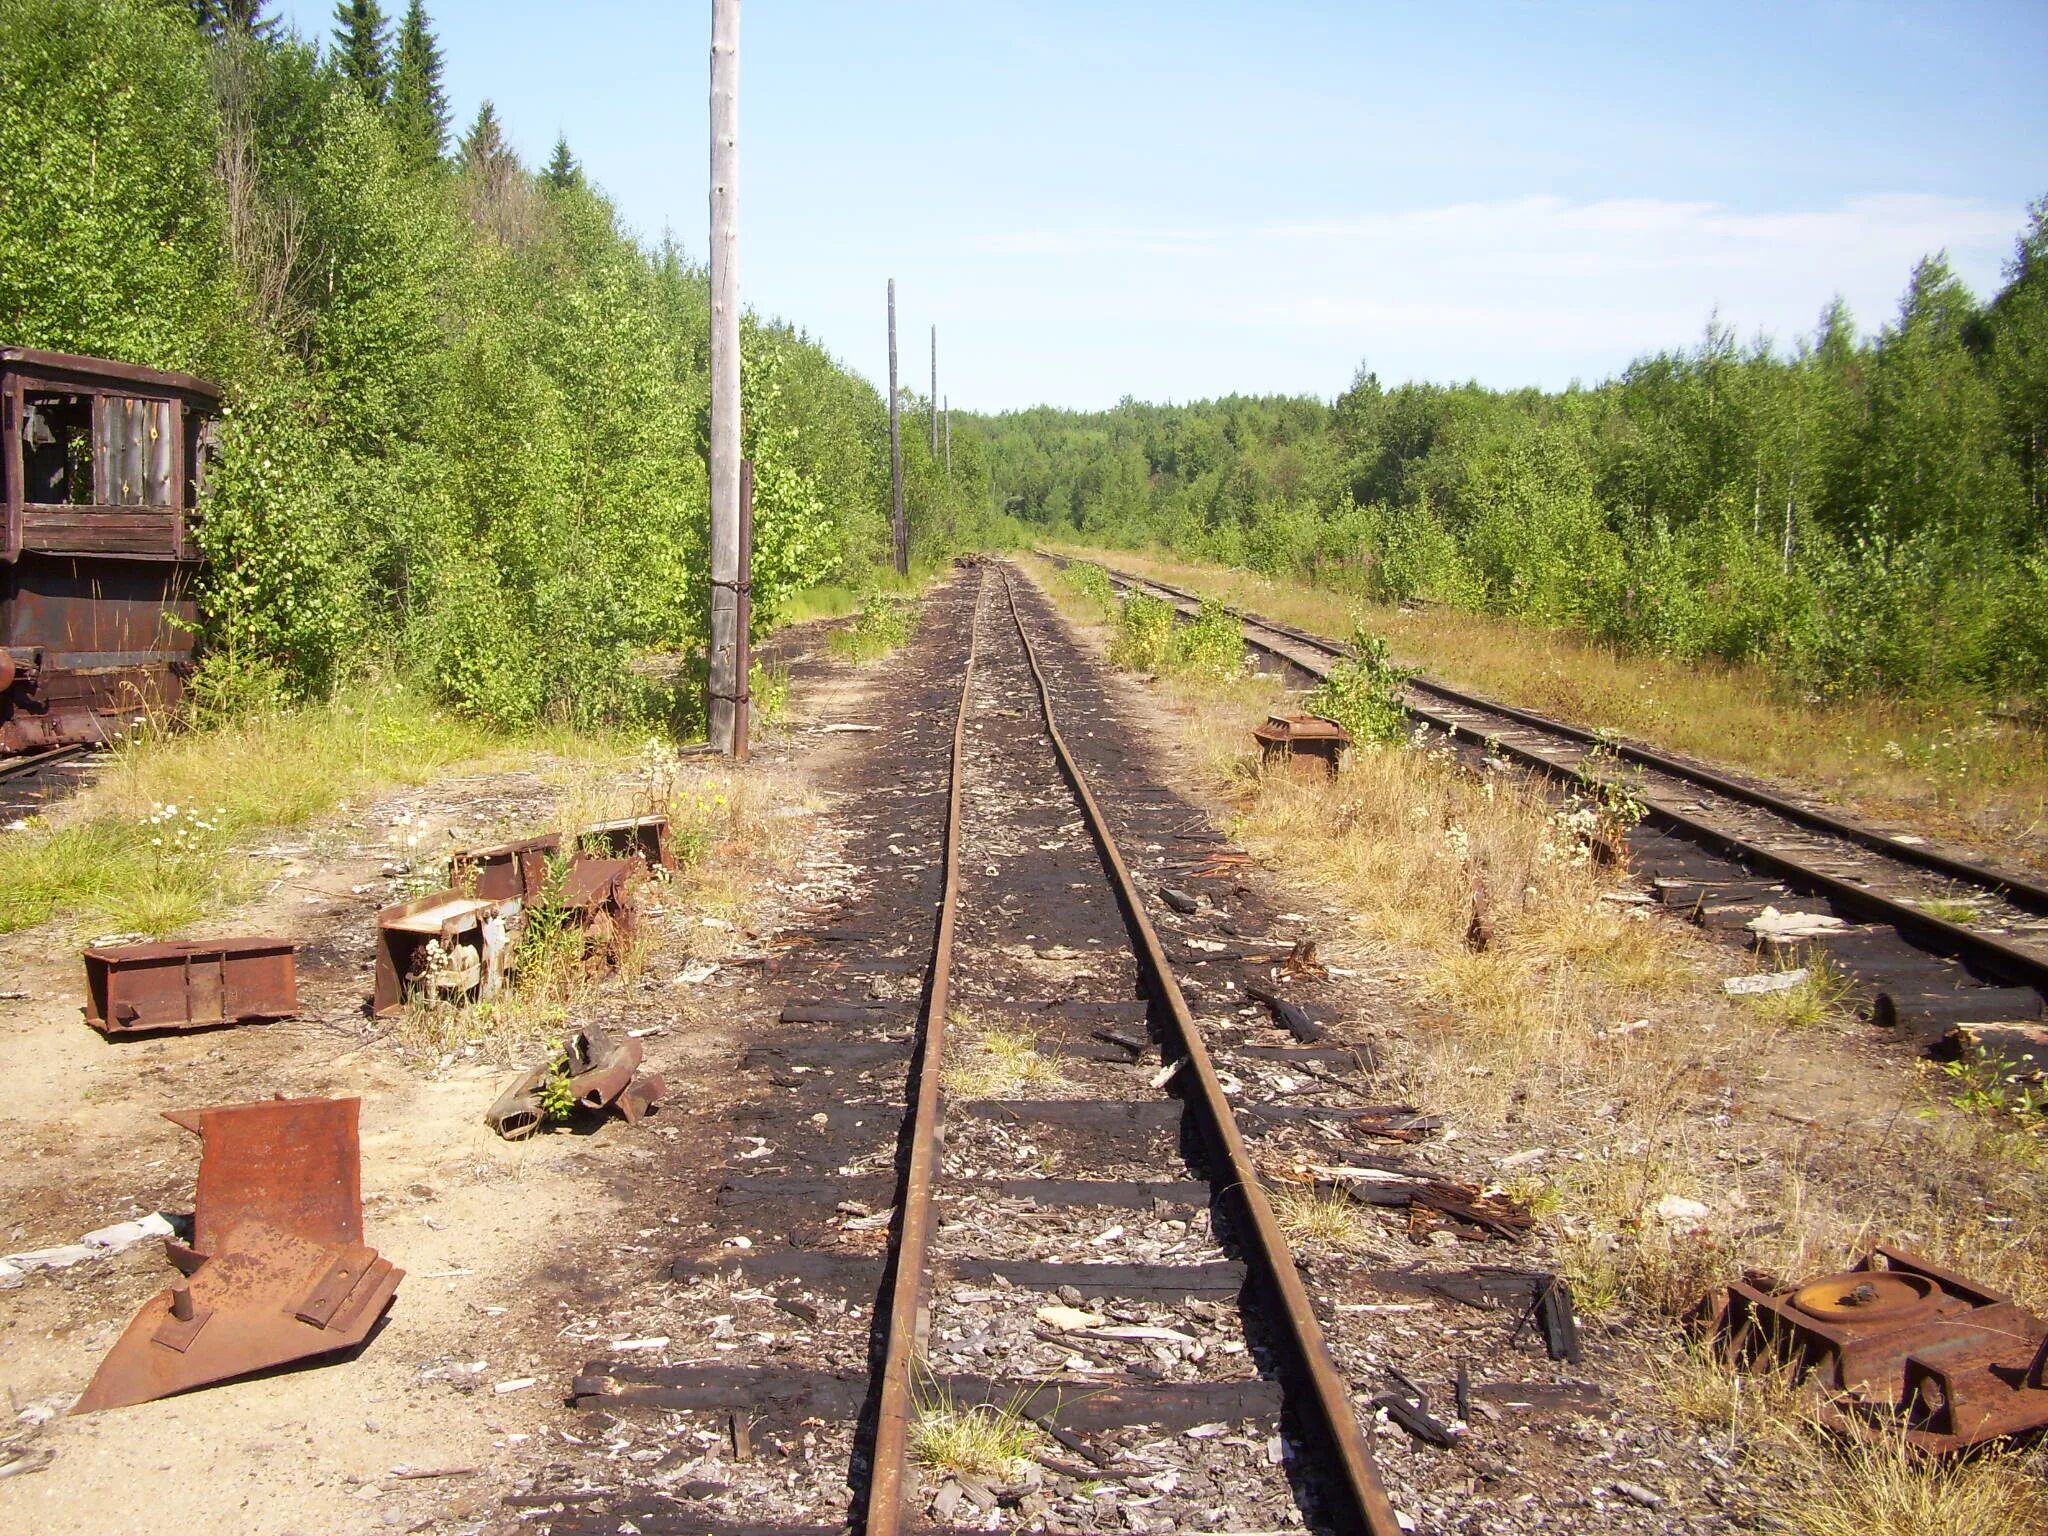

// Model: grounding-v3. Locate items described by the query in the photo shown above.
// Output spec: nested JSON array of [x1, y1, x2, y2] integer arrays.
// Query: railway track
[[0, 742, 99, 826], [1054, 553, 2048, 1049], [560, 564, 1412, 1535]]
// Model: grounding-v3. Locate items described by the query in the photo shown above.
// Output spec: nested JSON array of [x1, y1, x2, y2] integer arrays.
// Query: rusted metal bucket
[[1252, 713, 1350, 782], [82, 938, 297, 1035]]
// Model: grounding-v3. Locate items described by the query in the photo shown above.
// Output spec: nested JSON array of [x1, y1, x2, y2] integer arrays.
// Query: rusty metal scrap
[[72, 1095, 400, 1415], [486, 1024, 665, 1140], [1715, 1245, 2048, 1451], [1252, 712, 1350, 782], [71, 1218, 401, 1415], [578, 814, 677, 874], [166, 1096, 364, 1257], [451, 833, 562, 902], [373, 889, 519, 1017], [82, 938, 296, 1035]]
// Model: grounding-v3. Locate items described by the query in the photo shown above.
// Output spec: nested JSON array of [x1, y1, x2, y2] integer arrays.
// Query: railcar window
[[97, 394, 175, 507], [22, 392, 94, 505]]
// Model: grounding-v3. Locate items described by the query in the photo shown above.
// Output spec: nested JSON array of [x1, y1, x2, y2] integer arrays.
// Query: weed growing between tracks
[[943, 1015, 1069, 1099], [1024, 555, 2048, 1529]]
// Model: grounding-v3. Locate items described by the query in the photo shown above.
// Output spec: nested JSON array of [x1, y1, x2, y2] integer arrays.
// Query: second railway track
[[560, 563, 1414, 1534], [1053, 552, 2048, 1051]]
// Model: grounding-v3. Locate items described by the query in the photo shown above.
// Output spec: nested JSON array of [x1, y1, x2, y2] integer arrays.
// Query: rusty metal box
[[82, 937, 297, 1034]]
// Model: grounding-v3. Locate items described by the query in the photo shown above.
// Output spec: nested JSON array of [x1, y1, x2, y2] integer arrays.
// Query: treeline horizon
[[965, 209, 2048, 706], [1, 0, 995, 730]]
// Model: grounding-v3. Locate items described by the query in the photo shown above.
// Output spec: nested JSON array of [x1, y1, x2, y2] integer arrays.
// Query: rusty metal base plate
[[70, 1218, 402, 1415], [1715, 1245, 2048, 1451]]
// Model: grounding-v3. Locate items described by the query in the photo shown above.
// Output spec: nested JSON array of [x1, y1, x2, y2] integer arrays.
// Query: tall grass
[[0, 685, 562, 935]]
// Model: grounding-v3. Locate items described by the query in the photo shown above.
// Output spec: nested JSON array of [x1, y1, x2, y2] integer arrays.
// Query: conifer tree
[[543, 134, 580, 190], [331, 0, 391, 105], [460, 100, 517, 201], [389, 0, 450, 166], [191, 0, 278, 39]]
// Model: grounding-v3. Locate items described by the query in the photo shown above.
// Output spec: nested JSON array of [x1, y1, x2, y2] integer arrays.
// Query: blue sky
[[274, 1, 2048, 411]]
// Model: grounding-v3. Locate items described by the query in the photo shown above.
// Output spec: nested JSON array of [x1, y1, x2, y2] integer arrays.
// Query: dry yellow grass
[[1049, 542, 2048, 871], [943, 1016, 1068, 1099], [1029, 547, 2048, 1525]]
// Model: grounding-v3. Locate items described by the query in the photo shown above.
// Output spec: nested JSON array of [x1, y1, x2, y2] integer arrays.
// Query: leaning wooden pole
[[888, 279, 906, 574], [707, 0, 742, 753]]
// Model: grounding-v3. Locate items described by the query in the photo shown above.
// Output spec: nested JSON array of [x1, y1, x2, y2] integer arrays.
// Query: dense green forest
[[977, 216, 2048, 704], [0, 0, 989, 728]]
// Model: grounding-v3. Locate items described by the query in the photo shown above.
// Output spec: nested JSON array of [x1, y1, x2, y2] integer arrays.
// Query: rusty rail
[[861, 568, 983, 1536], [1059, 552, 2048, 1003], [994, 566, 1404, 1536]]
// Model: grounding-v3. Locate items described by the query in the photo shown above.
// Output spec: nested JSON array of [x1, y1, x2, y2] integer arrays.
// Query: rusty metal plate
[[1716, 1245, 2048, 1451], [450, 833, 563, 902], [70, 1217, 402, 1415], [578, 815, 677, 873], [163, 1096, 363, 1257], [82, 938, 296, 1034]]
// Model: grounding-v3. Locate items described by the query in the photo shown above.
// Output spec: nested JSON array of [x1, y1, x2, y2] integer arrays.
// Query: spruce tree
[[331, 0, 391, 105], [460, 100, 517, 200], [543, 134, 579, 191], [191, 0, 278, 39], [389, 0, 451, 166]]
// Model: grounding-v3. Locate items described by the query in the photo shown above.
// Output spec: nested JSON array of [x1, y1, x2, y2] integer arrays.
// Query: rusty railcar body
[[0, 348, 221, 753]]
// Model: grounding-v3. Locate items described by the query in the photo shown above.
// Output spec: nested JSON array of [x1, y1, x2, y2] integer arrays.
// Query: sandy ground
[[0, 635, 873, 1535]]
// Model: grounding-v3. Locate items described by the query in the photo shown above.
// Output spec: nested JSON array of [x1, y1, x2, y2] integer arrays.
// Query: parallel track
[[1053, 552, 2048, 1022]]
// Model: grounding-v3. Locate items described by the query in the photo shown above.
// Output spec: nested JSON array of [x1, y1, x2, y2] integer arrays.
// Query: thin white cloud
[[952, 193, 2025, 402]]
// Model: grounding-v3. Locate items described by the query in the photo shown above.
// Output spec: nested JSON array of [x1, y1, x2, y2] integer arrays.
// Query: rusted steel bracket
[[166, 1096, 364, 1256], [71, 1218, 401, 1415], [578, 815, 677, 874], [373, 890, 520, 1016], [82, 938, 297, 1035], [1252, 712, 1351, 782], [72, 1094, 399, 1415], [451, 833, 562, 901], [450, 818, 673, 904], [1714, 1245, 2048, 1451], [484, 1025, 665, 1140]]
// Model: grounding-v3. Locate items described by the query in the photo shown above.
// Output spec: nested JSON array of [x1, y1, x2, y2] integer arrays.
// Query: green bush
[[1308, 626, 1416, 746], [1110, 592, 1176, 671], [1168, 598, 1245, 681]]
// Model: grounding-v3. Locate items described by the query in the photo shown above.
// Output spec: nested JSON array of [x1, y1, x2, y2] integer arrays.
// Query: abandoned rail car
[[0, 348, 221, 753]]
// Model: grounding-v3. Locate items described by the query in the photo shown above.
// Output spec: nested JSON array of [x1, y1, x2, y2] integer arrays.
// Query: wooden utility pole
[[707, 0, 743, 753], [888, 279, 906, 574], [929, 325, 938, 457]]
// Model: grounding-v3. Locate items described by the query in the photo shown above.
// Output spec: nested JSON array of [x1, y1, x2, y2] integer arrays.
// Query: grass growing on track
[[1047, 541, 2048, 871], [943, 1016, 1068, 1099], [909, 1385, 1044, 1484]]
